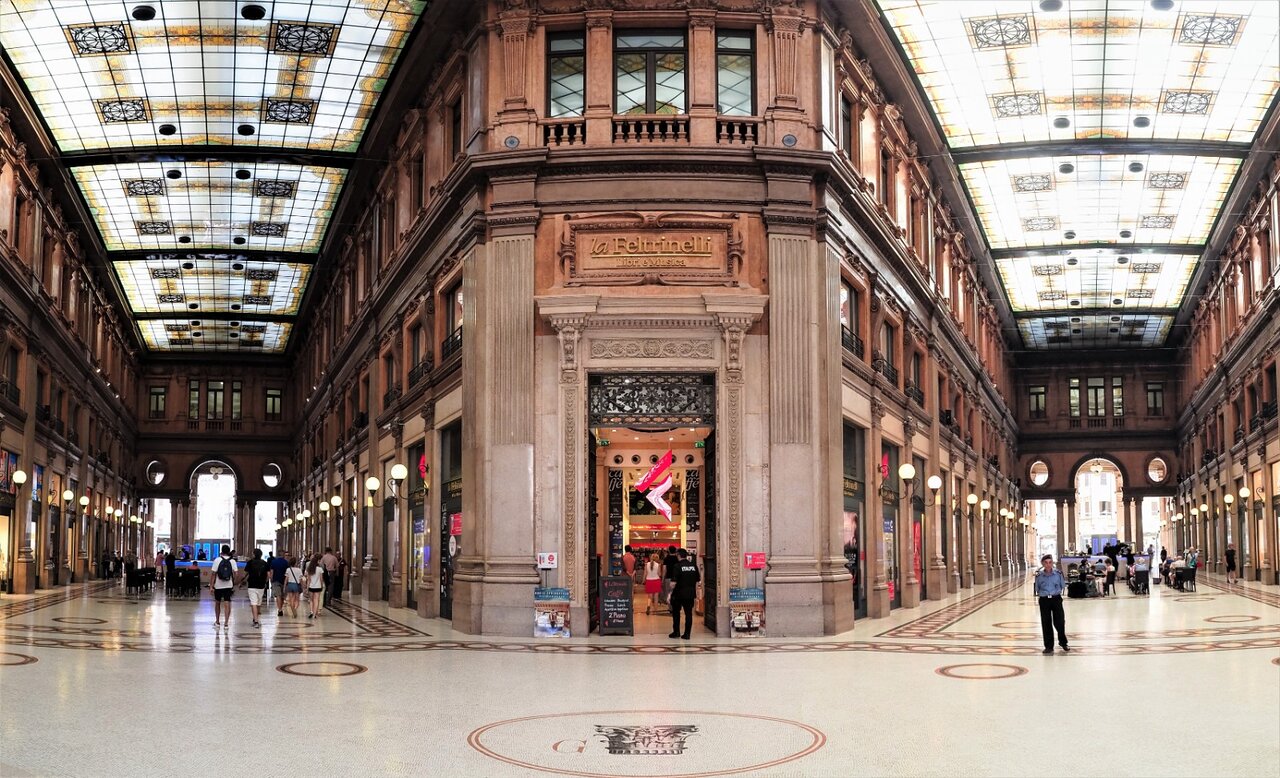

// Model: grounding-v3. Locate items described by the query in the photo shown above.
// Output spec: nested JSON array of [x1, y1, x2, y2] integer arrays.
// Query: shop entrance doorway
[[586, 373, 718, 636]]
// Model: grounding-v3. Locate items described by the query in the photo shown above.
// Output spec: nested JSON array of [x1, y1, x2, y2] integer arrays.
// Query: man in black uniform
[[669, 549, 700, 640]]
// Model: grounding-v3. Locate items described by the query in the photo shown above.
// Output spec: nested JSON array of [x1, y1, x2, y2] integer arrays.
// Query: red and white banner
[[634, 449, 673, 492], [645, 473, 673, 521]]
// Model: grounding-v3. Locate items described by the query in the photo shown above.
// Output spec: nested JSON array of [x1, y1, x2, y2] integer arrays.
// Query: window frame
[[206, 380, 225, 421], [230, 380, 242, 421], [1068, 377, 1081, 417], [546, 31, 587, 119], [265, 388, 283, 422], [148, 385, 166, 419], [1146, 381, 1164, 416], [714, 29, 755, 116], [613, 29, 689, 115], [188, 380, 200, 420], [1028, 385, 1046, 419], [1111, 376, 1124, 417], [1086, 377, 1105, 417]]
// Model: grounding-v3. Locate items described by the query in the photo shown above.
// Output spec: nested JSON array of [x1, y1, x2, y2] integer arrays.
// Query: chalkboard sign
[[598, 576, 633, 636]]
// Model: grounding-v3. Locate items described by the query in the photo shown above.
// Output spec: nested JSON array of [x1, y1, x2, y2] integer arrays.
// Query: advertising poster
[[534, 587, 571, 638], [729, 587, 765, 638]]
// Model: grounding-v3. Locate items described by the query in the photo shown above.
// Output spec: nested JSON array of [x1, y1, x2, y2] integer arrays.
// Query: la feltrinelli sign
[[557, 212, 746, 287]]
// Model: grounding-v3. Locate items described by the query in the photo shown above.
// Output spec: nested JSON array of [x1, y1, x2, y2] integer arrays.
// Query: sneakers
[[277, 610, 283, 617], [214, 621, 221, 628], [252, 620, 260, 628], [681, 635, 690, 640]]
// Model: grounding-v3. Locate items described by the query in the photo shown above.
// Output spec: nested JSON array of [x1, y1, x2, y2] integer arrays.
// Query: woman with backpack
[[306, 554, 326, 619]]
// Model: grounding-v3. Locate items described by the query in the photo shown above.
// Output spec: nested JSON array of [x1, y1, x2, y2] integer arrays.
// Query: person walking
[[209, 545, 238, 630], [268, 550, 290, 616], [1225, 543, 1237, 584], [1033, 554, 1069, 654], [306, 555, 327, 619], [242, 548, 270, 628], [622, 545, 637, 582], [320, 547, 339, 606], [668, 549, 701, 641], [643, 552, 662, 615], [284, 556, 304, 618]]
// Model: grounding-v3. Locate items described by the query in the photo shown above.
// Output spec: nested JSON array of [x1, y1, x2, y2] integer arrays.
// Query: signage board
[[744, 552, 766, 570], [598, 576, 634, 636], [450, 513, 462, 536], [536, 552, 559, 570], [534, 587, 571, 638], [728, 587, 764, 638]]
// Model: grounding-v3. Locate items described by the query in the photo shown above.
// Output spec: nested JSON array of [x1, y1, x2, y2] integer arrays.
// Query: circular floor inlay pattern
[[992, 621, 1039, 629], [0, 652, 39, 666], [935, 663, 1029, 680], [1175, 596, 1216, 602], [468, 709, 825, 778], [275, 661, 367, 677], [52, 617, 108, 625], [1204, 615, 1260, 624]]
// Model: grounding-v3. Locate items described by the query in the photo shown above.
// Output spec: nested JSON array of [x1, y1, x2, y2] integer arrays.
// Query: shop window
[[188, 380, 200, 419], [1028, 385, 1046, 419], [548, 32, 586, 118], [1086, 377, 1105, 417], [715, 31, 754, 115], [1068, 377, 1080, 417], [614, 31, 687, 114], [148, 386, 166, 419], [230, 381, 242, 421], [1111, 376, 1123, 416], [207, 380, 225, 420], [1146, 382, 1164, 416], [265, 388, 282, 421]]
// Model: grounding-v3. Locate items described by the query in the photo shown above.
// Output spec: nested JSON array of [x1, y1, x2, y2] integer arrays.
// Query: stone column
[[763, 230, 852, 634], [898, 417, 920, 609], [867, 396, 891, 615], [1055, 499, 1066, 559], [1263, 463, 1276, 585], [973, 499, 988, 585], [960, 482, 974, 588], [1244, 487, 1258, 582], [1067, 499, 1077, 552], [454, 230, 540, 636], [926, 349, 945, 601]]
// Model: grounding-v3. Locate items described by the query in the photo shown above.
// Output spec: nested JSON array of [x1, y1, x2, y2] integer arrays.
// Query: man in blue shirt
[[269, 551, 291, 617], [1033, 554, 1070, 654]]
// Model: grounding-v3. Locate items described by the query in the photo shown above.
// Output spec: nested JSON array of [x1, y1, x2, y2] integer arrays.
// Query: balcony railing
[[613, 115, 689, 143], [441, 327, 463, 361], [1263, 400, 1278, 419], [840, 327, 864, 359], [35, 404, 51, 423], [1028, 409, 1046, 420], [205, 420, 224, 432], [904, 381, 925, 409], [1234, 427, 1245, 443], [187, 419, 200, 431], [870, 351, 899, 385], [0, 377, 18, 405], [408, 357, 433, 388], [1069, 418, 1081, 428], [383, 383, 403, 409], [542, 118, 586, 147], [1087, 417, 1107, 428], [716, 117, 759, 145], [1111, 417, 1125, 428]]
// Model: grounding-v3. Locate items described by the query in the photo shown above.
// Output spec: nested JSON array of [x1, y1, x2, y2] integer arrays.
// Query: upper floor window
[[840, 96, 854, 160], [1086, 377, 1105, 417], [1111, 377, 1123, 417], [1028, 385, 1046, 419], [715, 31, 754, 116], [839, 282, 856, 331], [879, 147, 894, 210], [1068, 377, 1080, 417], [3, 346, 19, 385], [230, 381, 242, 421], [148, 386, 166, 419], [188, 380, 200, 419], [449, 97, 463, 158], [446, 283, 464, 334], [411, 151, 425, 212], [879, 322, 895, 365], [265, 388, 283, 422], [548, 33, 586, 118], [410, 326, 423, 366], [1146, 382, 1164, 416], [207, 380, 225, 420], [910, 352, 922, 386], [615, 32, 686, 115]]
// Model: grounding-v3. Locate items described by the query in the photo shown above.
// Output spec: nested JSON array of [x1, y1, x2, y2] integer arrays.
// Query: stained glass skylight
[[137, 319, 292, 353], [114, 255, 312, 316], [877, 0, 1280, 349], [72, 161, 344, 253], [1018, 314, 1172, 349], [996, 249, 1195, 312], [0, 0, 427, 153], [960, 154, 1240, 250], [876, 0, 1280, 148]]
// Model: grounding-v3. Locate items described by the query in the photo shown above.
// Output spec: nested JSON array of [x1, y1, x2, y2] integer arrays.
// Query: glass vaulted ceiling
[[877, 0, 1280, 350], [0, 0, 427, 353]]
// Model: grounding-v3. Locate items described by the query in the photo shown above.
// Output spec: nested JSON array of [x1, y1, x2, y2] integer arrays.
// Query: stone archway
[[1071, 457, 1125, 554]]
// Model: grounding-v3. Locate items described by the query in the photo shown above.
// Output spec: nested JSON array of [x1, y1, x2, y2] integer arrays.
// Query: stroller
[[1128, 568, 1150, 595]]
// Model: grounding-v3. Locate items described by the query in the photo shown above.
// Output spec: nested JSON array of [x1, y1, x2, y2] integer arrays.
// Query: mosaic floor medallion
[[275, 661, 367, 677], [935, 663, 1029, 680], [468, 710, 825, 777]]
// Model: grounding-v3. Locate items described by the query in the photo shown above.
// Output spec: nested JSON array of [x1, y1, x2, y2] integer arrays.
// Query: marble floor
[[1, 572, 1277, 777]]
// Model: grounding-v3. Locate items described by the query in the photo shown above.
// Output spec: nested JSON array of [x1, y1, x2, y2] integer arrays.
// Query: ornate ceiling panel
[[0, 0, 425, 153], [877, 0, 1279, 349], [0, 0, 427, 353]]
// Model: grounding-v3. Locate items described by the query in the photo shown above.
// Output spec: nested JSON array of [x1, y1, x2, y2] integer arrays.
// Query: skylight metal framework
[[877, 0, 1280, 350], [0, 0, 428, 353]]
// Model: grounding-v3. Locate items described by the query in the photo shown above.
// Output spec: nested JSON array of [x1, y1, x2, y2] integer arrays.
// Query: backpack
[[216, 556, 234, 581]]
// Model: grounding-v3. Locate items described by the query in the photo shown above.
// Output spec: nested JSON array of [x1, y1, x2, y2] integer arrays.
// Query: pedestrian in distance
[[1033, 554, 1070, 654], [268, 550, 290, 616], [242, 548, 270, 628], [1225, 543, 1237, 584], [306, 555, 327, 619], [210, 545, 238, 630], [668, 549, 701, 641]]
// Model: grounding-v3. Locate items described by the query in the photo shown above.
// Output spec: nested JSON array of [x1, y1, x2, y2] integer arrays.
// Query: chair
[[1185, 567, 1197, 592]]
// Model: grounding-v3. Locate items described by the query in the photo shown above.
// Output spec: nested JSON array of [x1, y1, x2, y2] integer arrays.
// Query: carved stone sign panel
[[559, 212, 744, 287]]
